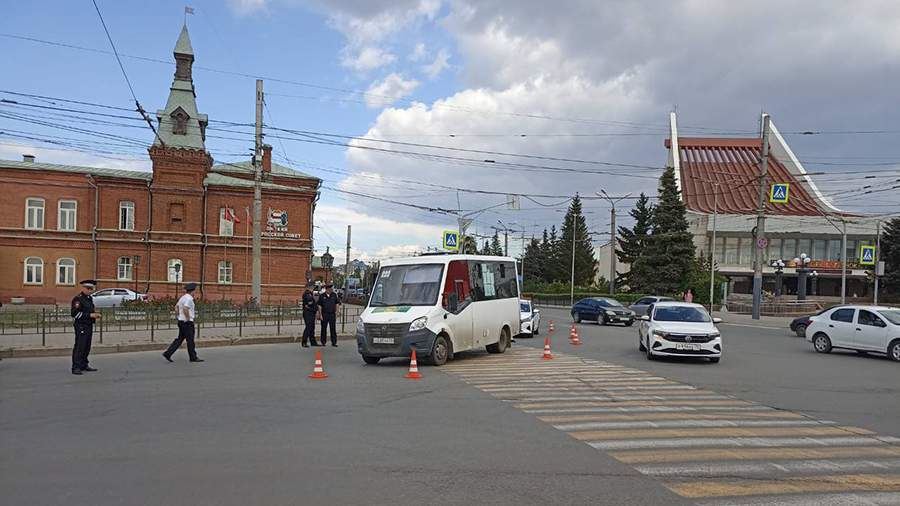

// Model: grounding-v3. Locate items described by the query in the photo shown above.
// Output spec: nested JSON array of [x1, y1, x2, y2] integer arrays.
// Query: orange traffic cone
[[308, 350, 328, 379], [542, 338, 553, 360], [570, 326, 582, 345], [549, 321, 555, 333], [405, 349, 423, 379]]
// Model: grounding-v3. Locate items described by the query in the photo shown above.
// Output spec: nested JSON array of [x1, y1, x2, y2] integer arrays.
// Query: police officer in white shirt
[[163, 282, 204, 363]]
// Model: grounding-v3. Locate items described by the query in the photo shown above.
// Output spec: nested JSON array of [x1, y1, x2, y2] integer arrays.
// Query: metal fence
[[0, 304, 364, 346]]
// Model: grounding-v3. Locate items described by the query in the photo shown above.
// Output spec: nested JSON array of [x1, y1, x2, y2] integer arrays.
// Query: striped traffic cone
[[570, 326, 582, 345], [404, 349, 423, 379], [308, 350, 328, 379], [542, 338, 553, 360], [548, 321, 555, 333]]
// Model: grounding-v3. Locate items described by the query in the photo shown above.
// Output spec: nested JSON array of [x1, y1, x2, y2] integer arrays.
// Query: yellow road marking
[[612, 445, 900, 464], [667, 473, 900, 498], [537, 411, 805, 424], [568, 425, 872, 441]]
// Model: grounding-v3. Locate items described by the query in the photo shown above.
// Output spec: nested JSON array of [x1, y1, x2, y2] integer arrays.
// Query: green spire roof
[[174, 23, 193, 55]]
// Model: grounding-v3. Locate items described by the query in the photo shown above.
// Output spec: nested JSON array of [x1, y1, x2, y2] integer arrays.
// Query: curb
[[0, 334, 356, 359]]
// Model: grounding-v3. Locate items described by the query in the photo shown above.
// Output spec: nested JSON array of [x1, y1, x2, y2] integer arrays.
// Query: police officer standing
[[71, 279, 101, 375], [317, 283, 341, 347], [300, 283, 318, 347]]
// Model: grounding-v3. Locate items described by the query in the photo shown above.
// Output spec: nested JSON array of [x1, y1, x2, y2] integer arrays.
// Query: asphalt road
[[2, 309, 898, 505]]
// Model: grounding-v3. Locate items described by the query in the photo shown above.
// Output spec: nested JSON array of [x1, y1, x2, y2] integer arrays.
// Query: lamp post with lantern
[[810, 270, 819, 296], [794, 253, 812, 300], [770, 259, 785, 297]]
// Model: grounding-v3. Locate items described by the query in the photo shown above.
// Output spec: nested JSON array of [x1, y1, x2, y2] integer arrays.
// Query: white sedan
[[519, 300, 541, 338], [806, 305, 900, 361], [91, 288, 148, 308], [638, 302, 722, 363]]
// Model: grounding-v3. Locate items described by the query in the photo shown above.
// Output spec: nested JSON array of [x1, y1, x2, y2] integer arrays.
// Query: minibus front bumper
[[356, 323, 438, 358]]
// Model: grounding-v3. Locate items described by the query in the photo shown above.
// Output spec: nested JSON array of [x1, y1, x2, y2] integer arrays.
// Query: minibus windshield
[[370, 264, 444, 307]]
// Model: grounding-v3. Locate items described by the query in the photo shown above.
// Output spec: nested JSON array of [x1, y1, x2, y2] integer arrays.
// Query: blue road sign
[[443, 230, 459, 251], [769, 183, 790, 204], [860, 245, 876, 265]]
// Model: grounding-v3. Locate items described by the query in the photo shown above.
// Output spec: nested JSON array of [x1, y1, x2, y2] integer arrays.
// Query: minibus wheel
[[487, 328, 510, 354], [430, 334, 451, 366]]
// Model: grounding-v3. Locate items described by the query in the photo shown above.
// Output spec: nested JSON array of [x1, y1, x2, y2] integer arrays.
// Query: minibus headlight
[[356, 319, 365, 333], [409, 316, 428, 332]]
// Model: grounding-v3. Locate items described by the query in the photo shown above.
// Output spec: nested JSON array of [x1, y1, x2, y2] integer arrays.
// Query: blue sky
[[2, 1, 899, 262]]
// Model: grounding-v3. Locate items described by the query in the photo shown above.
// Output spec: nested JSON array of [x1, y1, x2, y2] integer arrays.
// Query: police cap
[[79, 279, 97, 289]]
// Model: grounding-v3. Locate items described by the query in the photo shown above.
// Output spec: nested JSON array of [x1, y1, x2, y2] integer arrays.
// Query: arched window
[[167, 259, 183, 282], [117, 257, 133, 281], [57, 258, 76, 285], [218, 260, 233, 284], [24, 257, 43, 285]]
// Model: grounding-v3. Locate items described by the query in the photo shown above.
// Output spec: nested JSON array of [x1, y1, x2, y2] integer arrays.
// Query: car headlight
[[709, 332, 721, 339], [409, 316, 428, 332], [356, 319, 365, 333], [605, 310, 615, 316], [652, 330, 669, 338]]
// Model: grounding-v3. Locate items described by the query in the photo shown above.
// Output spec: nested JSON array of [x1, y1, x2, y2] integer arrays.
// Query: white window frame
[[218, 260, 233, 284], [119, 201, 135, 231], [167, 258, 183, 282], [24, 257, 43, 285], [219, 208, 235, 237], [117, 257, 133, 281], [58, 200, 77, 231], [56, 258, 76, 285], [25, 197, 45, 230]]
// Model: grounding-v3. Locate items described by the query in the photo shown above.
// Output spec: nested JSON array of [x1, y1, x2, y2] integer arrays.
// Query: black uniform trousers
[[302, 311, 317, 345], [320, 312, 337, 345], [165, 321, 198, 360], [72, 323, 93, 371]]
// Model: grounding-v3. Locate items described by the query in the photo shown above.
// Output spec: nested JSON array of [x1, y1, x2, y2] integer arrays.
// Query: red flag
[[224, 208, 240, 223]]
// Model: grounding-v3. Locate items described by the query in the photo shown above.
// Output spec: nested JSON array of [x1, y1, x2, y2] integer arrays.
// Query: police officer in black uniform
[[70, 279, 101, 375], [317, 283, 341, 347], [300, 283, 318, 347]]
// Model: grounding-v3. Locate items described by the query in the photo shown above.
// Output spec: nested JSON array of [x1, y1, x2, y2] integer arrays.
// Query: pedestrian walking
[[683, 288, 694, 303], [70, 279, 101, 375], [317, 283, 341, 347], [301, 283, 318, 347], [163, 282, 204, 363]]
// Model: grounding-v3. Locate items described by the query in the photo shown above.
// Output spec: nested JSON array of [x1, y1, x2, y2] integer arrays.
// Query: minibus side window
[[443, 260, 471, 312]]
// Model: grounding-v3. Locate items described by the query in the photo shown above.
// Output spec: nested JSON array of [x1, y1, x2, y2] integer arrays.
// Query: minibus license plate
[[676, 343, 701, 351], [373, 337, 395, 344]]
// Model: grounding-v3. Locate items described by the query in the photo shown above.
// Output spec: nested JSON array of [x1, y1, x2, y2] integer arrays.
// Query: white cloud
[[227, 0, 269, 16], [409, 42, 428, 61], [340, 46, 397, 72], [364, 73, 420, 108], [421, 48, 450, 79]]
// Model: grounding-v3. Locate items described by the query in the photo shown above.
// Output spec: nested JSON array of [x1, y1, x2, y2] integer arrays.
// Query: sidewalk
[[712, 311, 794, 329]]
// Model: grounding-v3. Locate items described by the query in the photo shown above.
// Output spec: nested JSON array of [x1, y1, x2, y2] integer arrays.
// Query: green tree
[[480, 239, 491, 255], [490, 232, 504, 256], [632, 167, 696, 295], [616, 193, 653, 290], [522, 236, 546, 284], [460, 234, 478, 254], [881, 217, 900, 296], [559, 194, 598, 286], [544, 226, 562, 282]]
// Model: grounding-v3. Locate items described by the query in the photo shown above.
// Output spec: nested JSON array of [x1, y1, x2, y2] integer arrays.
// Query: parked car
[[91, 288, 148, 308], [806, 305, 900, 361], [571, 297, 635, 326], [629, 296, 675, 317], [789, 306, 847, 337], [519, 299, 541, 338], [638, 302, 722, 363]]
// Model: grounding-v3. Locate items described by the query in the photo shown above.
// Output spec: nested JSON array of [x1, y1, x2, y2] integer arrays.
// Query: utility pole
[[751, 114, 771, 320], [252, 79, 264, 306], [875, 220, 881, 305], [570, 212, 576, 306], [709, 183, 719, 313], [520, 229, 527, 288], [840, 219, 847, 304], [597, 190, 631, 294], [344, 225, 352, 293]]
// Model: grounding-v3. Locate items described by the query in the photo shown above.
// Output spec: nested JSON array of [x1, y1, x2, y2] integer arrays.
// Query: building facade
[[666, 112, 880, 300], [0, 24, 320, 304]]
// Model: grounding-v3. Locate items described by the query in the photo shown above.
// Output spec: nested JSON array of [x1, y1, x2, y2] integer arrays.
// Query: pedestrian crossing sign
[[769, 183, 790, 203], [443, 230, 459, 251], [860, 245, 876, 265]]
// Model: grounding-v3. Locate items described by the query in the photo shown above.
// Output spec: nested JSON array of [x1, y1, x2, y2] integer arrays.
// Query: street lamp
[[596, 189, 631, 294], [770, 259, 785, 297], [810, 270, 819, 296], [794, 253, 812, 301]]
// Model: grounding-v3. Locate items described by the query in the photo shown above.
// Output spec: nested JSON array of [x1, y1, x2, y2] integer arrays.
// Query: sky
[[1, 0, 899, 263]]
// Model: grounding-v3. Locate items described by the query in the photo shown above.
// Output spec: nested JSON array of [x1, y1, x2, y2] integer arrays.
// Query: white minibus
[[356, 254, 520, 366]]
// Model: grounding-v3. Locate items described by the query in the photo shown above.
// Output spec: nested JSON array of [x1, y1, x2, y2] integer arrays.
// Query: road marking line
[[695, 491, 900, 506], [501, 394, 729, 402], [611, 445, 900, 464], [666, 473, 900, 498], [569, 425, 870, 441], [588, 436, 900, 451], [554, 419, 837, 431], [516, 399, 752, 410], [524, 405, 777, 414], [538, 411, 807, 424], [638, 457, 900, 478]]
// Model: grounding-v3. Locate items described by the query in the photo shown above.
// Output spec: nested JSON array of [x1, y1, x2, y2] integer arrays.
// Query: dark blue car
[[571, 297, 635, 326]]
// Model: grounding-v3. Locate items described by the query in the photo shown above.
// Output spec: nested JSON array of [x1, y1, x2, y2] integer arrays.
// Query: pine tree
[[632, 167, 696, 295], [522, 237, 545, 287], [559, 195, 598, 286], [881, 217, 900, 295], [545, 226, 562, 282], [480, 239, 491, 255], [616, 193, 653, 290], [490, 232, 504, 256]]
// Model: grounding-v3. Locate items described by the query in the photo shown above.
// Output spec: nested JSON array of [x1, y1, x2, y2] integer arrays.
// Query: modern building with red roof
[[666, 112, 881, 300]]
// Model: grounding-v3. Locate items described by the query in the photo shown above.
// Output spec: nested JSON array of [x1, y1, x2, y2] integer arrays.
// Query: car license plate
[[373, 337, 394, 344], [676, 343, 701, 351]]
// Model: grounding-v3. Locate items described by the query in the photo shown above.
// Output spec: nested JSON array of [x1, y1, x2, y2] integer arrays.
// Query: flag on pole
[[185, 6, 195, 15], [224, 207, 240, 223]]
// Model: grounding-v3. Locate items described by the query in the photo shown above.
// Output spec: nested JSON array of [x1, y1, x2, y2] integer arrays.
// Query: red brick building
[[0, 24, 320, 304]]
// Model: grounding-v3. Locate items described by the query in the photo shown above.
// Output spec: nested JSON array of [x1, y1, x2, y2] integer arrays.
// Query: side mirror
[[533, 309, 540, 315], [447, 292, 459, 313], [712, 317, 723, 324], [639, 315, 649, 321]]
